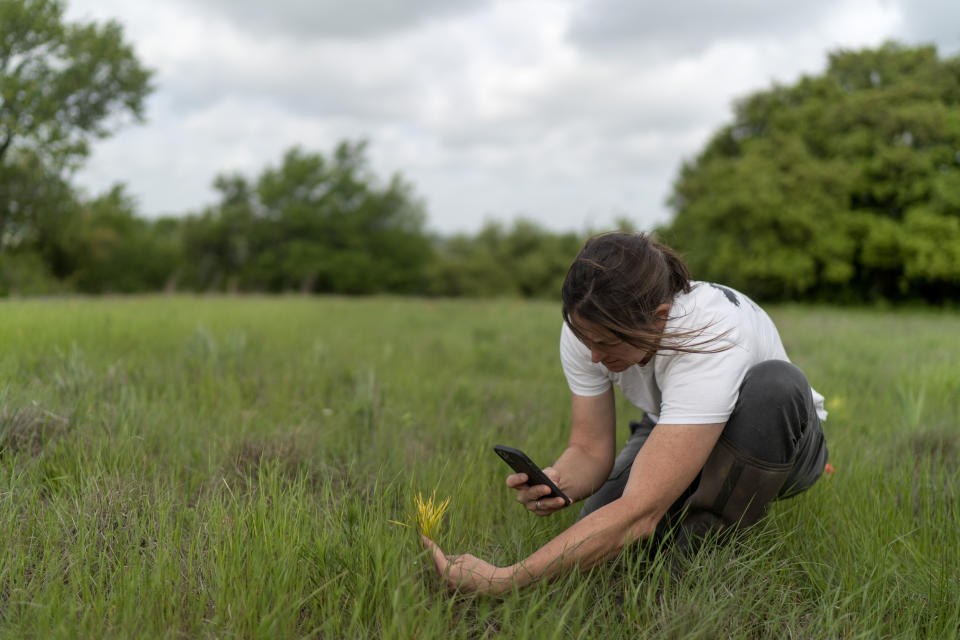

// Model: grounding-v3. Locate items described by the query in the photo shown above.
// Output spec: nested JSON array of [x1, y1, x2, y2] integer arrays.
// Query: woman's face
[[571, 315, 652, 372], [571, 304, 670, 372]]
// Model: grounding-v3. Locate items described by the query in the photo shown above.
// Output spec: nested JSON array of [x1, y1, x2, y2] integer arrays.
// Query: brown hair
[[561, 232, 725, 355]]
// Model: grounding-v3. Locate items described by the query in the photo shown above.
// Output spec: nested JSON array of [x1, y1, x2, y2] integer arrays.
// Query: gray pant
[[578, 360, 829, 534]]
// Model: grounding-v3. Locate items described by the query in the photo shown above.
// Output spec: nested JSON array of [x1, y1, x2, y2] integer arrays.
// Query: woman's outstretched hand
[[422, 536, 514, 595]]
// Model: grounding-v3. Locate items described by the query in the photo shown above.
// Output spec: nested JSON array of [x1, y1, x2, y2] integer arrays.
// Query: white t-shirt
[[560, 282, 827, 425]]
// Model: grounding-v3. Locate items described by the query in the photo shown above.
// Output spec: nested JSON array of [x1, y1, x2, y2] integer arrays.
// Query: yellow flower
[[389, 491, 451, 540]]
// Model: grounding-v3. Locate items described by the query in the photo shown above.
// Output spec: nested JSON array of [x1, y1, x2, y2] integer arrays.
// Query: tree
[[179, 174, 258, 292], [0, 0, 152, 252], [425, 219, 583, 298], [66, 185, 181, 293], [659, 42, 960, 303], [182, 142, 434, 294]]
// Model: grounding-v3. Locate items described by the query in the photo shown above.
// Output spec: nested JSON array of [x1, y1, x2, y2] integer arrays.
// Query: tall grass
[[0, 296, 957, 638]]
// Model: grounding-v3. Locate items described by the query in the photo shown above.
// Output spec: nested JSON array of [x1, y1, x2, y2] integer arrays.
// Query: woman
[[424, 232, 829, 594]]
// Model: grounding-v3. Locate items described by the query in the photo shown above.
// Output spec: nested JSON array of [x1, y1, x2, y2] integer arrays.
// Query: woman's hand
[[506, 467, 569, 516], [422, 536, 514, 595]]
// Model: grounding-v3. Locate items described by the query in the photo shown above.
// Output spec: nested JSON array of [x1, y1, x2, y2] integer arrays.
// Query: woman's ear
[[654, 303, 671, 330]]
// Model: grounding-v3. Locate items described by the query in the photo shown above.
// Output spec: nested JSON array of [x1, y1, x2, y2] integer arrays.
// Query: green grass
[[0, 296, 957, 639]]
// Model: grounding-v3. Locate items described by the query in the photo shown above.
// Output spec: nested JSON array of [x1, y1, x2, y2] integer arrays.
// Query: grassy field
[[0, 296, 958, 639]]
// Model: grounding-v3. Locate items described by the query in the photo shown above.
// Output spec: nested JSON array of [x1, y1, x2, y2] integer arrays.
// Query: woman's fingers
[[515, 482, 553, 504], [527, 494, 567, 516], [506, 469, 568, 515], [505, 472, 528, 488], [422, 535, 449, 576]]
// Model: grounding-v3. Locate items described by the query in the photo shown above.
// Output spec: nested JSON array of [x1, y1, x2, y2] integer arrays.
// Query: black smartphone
[[493, 444, 571, 506]]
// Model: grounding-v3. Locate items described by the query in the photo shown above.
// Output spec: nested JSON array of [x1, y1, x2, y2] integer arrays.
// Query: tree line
[[2, 0, 959, 302], [1, 137, 586, 298]]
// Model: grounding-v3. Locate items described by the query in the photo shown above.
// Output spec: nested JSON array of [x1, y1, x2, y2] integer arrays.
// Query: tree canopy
[[425, 219, 583, 298], [180, 142, 434, 294], [0, 0, 152, 264], [660, 42, 960, 303]]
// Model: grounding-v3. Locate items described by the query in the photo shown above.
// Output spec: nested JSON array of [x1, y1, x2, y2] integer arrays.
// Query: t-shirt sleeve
[[559, 323, 612, 397], [656, 327, 752, 425]]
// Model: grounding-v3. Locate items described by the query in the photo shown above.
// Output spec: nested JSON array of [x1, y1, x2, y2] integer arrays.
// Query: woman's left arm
[[426, 422, 725, 594]]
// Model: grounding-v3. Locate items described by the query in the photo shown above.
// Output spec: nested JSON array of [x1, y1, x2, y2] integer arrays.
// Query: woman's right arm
[[509, 389, 617, 513]]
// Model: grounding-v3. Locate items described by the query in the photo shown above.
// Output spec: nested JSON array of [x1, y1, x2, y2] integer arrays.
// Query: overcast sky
[[65, 0, 960, 234]]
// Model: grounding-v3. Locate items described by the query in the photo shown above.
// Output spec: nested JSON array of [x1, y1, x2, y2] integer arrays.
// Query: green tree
[[0, 0, 152, 258], [660, 42, 960, 302], [426, 219, 583, 298], [183, 142, 434, 294], [66, 185, 181, 293], [0, 149, 77, 293], [180, 174, 257, 292]]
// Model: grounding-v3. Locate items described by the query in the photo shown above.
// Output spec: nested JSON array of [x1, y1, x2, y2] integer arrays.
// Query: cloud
[[567, 0, 840, 58], [180, 0, 489, 39], [894, 0, 960, 55]]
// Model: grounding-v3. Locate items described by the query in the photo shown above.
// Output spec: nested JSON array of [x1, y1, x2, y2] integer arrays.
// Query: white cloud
[[568, 0, 839, 58], [895, 0, 960, 55], [183, 0, 489, 39]]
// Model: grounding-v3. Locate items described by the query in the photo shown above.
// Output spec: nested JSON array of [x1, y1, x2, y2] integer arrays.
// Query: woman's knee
[[723, 360, 814, 463], [740, 360, 810, 406]]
